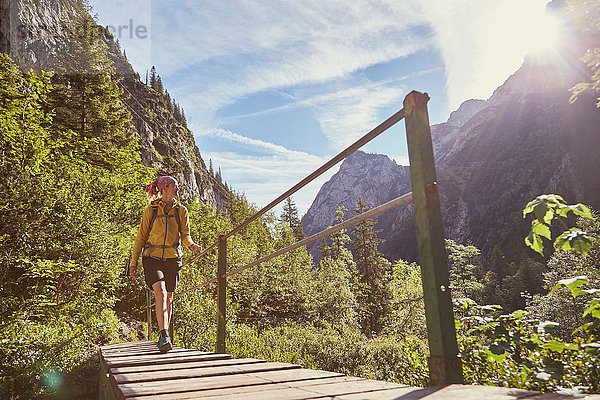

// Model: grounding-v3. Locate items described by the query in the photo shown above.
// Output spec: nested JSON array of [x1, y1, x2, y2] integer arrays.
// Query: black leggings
[[142, 256, 182, 292]]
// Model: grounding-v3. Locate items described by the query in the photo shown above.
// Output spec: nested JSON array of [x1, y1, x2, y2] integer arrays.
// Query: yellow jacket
[[129, 199, 194, 266]]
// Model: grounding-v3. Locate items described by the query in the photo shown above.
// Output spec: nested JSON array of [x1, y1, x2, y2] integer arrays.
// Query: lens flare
[[42, 369, 63, 390]]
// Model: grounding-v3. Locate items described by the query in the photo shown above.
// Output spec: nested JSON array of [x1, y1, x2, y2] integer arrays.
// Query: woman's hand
[[190, 244, 202, 252], [129, 266, 137, 279]]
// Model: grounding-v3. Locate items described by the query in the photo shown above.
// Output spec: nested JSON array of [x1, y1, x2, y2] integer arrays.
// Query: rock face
[[301, 151, 411, 259], [303, 10, 600, 262], [0, 0, 229, 210]]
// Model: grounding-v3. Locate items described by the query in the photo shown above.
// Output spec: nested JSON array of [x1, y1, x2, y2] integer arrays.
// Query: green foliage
[[523, 194, 593, 256], [385, 260, 426, 338], [315, 206, 358, 329], [351, 198, 391, 336], [569, 0, 600, 107], [456, 300, 600, 393], [0, 52, 152, 397], [280, 197, 305, 242], [446, 239, 486, 304], [526, 210, 600, 338], [226, 323, 430, 387]]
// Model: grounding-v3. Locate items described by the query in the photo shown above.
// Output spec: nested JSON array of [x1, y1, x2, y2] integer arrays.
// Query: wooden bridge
[[99, 341, 598, 399], [100, 92, 600, 399]]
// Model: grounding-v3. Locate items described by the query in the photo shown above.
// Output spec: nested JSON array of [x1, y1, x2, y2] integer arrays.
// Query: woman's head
[[146, 176, 179, 201]]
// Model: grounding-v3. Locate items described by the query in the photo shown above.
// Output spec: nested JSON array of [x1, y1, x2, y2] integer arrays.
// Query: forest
[[2, 0, 600, 398]]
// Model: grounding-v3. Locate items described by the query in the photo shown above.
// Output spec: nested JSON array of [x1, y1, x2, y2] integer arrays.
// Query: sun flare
[[465, 1, 561, 105], [521, 10, 561, 53]]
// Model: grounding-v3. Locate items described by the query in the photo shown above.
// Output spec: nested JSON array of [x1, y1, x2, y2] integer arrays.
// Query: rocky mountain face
[[0, 0, 229, 210], [302, 151, 411, 259], [303, 7, 600, 262]]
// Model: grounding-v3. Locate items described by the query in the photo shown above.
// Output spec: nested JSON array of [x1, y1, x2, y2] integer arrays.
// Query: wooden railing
[[145, 90, 463, 385]]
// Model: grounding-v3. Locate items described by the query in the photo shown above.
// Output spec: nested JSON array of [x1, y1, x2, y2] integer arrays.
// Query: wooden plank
[[103, 352, 232, 368], [331, 384, 600, 400], [111, 358, 265, 375], [126, 376, 365, 400], [186, 377, 410, 400], [100, 340, 151, 349], [526, 392, 600, 400], [103, 347, 201, 359], [118, 368, 344, 398], [114, 361, 301, 384]]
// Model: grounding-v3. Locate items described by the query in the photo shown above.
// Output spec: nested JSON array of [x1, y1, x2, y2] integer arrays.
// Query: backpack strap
[[172, 204, 181, 247], [142, 207, 159, 256]]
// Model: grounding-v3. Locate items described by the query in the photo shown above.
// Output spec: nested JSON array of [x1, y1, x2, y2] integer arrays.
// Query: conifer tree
[[155, 76, 164, 96], [173, 101, 182, 122], [181, 107, 187, 127], [280, 197, 305, 241], [315, 206, 357, 327], [49, 14, 132, 168], [164, 90, 172, 112], [149, 66, 156, 88], [350, 197, 391, 336]]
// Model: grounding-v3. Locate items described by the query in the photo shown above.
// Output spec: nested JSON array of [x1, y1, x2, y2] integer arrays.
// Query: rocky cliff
[[303, 4, 600, 262], [0, 0, 229, 209], [302, 151, 411, 259]]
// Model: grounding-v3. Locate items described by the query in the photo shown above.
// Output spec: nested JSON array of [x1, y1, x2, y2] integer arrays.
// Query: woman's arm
[[179, 206, 201, 252]]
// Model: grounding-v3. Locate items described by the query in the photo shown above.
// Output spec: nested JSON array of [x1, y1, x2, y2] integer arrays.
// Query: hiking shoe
[[158, 335, 172, 353]]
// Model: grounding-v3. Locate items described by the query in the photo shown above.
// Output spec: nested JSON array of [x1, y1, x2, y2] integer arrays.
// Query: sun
[[468, 1, 561, 102], [520, 9, 561, 53]]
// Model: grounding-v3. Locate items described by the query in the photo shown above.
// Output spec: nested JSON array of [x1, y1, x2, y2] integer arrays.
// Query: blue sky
[[89, 0, 557, 215]]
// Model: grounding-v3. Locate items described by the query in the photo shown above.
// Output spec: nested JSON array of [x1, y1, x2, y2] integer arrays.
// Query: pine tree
[[154, 75, 164, 96], [49, 13, 132, 168], [181, 107, 187, 127], [315, 206, 357, 327], [280, 197, 305, 242], [350, 197, 391, 336], [149, 66, 157, 88], [173, 100, 182, 122], [164, 90, 172, 112]]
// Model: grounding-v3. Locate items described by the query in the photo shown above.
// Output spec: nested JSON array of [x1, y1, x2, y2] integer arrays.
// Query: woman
[[129, 176, 201, 353]]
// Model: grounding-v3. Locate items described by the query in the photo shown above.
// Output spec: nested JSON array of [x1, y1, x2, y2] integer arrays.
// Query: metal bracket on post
[[216, 235, 227, 353], [403, 91, 463, 385]]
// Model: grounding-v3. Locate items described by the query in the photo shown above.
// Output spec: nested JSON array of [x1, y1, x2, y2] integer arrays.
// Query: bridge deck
[[99, 341, 597, 400]]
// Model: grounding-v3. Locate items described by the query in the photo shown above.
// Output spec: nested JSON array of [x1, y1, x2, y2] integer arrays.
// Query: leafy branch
[[523, 194, 593, 256]]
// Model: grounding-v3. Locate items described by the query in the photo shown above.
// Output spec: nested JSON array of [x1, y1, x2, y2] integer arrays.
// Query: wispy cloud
[[197, 131, 334, 215], [149, 0, 432, 131], [196, 128, 325, 164]]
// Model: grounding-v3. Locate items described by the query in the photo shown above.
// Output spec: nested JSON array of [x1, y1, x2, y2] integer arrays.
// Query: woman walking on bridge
[[129, 176, 202, 353]]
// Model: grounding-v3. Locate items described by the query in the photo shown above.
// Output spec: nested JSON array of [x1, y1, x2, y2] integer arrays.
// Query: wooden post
[[403, 91, 463, 385], [216, 235, 227, 353], [146, 289, 152, 340]]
